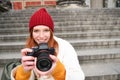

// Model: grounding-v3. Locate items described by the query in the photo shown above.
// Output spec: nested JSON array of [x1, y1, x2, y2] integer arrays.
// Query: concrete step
[[0, 38, 120, 52], [0, 8, 120, 80], [0, 52, 21, 67], [0, 20, 119, 29], [53, 17, 120, 22], [0, 48, 120, 80], [54, 25, 120, 32], [77, 48, 120, 64], [2, 13, 119, 19], [0, 18, 120, 24], [0, 31, 120, 42], [0, 34, 28, 42], [0, 23, 28, 28], [70, 38, 120, 50], [0, 55, 120, 80], [0, 46, 120, 61], [1, 25, 120, 32], [0, 20, 119, 25], [0, 28, 28, 34], [0, 42, 25, 52], [0, 28, 28, 35], [81, 62, 120, 80], [0, 15, 120, 22], [0, 48, 120, 65], [0, 60, 120, 80], [0, 8, 120, 17], [1, 25, 120, 36], [56, 31, 120, 40], [55, 20, 120, 26]]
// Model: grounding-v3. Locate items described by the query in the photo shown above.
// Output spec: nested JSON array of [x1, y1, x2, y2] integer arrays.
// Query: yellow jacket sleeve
[[52, 60, 66, 80], [15, 65, 31, 80], [14, 60, 66, 80]]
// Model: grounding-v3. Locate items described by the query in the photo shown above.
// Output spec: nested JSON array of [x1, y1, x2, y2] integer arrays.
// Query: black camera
[[27, 43, 55, 72]]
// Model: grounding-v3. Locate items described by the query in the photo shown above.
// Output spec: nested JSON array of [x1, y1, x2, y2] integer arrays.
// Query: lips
[[36, 39, 48, 44]]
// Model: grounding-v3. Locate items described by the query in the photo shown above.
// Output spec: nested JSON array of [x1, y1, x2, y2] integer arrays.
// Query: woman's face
[[32, 25, 51, 44]]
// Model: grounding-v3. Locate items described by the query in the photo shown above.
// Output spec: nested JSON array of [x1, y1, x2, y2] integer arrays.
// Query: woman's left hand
[[34, 55, 58, 77]]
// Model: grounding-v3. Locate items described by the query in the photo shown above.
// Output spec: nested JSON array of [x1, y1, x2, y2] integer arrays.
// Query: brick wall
[[26, 1, 41, 8], [12, 0, 56, 10], [44, 1, 56, 6], [13, 2, 22, 10]]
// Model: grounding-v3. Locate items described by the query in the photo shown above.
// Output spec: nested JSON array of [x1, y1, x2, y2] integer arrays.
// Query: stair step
[[0, 47, 120, 62], [1, 8, 120, 17], [0, 15, 120, 22], [0, 23, 28, 28], [1, 31, 120, 42], [0, 25, 120, 34], [56, 31, 120, 40], [1, 25, 120, 31], [0, 34, 28, 42], [0, 53, 120, 80], [0, 52, 21, 66], [0, 38, 120, 52], [77, 48, 120, 64], [81, 62, 120, 80], [0, 42, 25, 52], [0, 48, 120, 65], [70, 38, 120, 50], [0, 19, 120, 25], [0, 21, 119, 29], [53, 17, 120, 22], [1, 20, 120, 25], [0, 28, 28, 35], [0, 8, 120, 80], [55, 20, 120, 26]]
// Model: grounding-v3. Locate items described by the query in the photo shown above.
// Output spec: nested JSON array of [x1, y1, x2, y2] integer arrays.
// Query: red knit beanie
[[29, 8, 54, 32]]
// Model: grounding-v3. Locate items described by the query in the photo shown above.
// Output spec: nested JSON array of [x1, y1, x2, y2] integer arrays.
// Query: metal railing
[[57, 0, 85, 5]]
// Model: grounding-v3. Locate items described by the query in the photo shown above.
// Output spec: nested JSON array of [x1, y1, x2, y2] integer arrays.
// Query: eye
[[33, 29, 39, 32], [44, 29, 50, 32]]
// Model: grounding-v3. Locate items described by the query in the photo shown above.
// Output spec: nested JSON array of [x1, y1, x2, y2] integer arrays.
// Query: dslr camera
[[27, 43, 55, 72]]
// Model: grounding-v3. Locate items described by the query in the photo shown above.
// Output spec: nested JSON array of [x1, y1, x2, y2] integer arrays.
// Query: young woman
[[11, 8, 85, 80]]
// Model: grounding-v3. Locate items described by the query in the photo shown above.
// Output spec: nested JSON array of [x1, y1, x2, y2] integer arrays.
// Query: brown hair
[[25, 29, 58, 56]]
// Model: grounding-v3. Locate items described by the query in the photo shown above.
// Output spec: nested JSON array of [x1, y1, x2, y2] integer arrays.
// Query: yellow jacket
[[11, 60, 66, 80]]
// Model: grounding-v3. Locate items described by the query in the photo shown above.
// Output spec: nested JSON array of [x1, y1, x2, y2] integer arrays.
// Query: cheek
[[46, 33, 51, 41], [32, 33, 38, 40]]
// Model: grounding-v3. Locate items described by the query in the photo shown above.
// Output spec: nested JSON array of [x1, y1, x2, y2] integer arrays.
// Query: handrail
[[57, 0, 85, 5]]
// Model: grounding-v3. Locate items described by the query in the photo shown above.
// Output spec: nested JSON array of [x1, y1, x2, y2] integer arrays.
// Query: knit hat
[[29, 8, 54, 32]]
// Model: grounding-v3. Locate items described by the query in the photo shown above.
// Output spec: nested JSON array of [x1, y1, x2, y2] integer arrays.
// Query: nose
[[38, 31, 44, 38]]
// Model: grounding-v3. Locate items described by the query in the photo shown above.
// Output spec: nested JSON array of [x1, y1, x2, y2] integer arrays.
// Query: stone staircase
[[0, 8, 120, 80]]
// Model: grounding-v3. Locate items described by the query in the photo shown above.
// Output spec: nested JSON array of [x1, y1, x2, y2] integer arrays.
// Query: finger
[[22, 56, 35, 62], [21, 56, 35, 67], [22, 58, 35, 72], [49, 55, 58, 63], [23, 60, 35, 66], [21, 48, 32, 56]]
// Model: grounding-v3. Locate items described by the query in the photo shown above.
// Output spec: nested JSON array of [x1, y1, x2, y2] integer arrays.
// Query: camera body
[[27, 43, 55, 72]]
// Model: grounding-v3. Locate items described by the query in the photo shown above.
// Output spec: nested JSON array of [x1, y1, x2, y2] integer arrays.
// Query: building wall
[[11, 0, 56, 10], [91, 0, 103, 8], [10, 0, 119, 10]]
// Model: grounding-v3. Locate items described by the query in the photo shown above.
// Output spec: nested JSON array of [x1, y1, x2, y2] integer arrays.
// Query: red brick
[[26, 1, 41, 7], [44, 1, 56, 5], [13, 2, 22, 10]]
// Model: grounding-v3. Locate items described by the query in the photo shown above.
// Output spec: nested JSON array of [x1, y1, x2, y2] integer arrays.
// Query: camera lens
[[36, 58, 52, 71]]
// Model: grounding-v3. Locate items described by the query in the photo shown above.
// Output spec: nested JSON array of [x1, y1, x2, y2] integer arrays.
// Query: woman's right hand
[[21, 48, 35, 72]]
